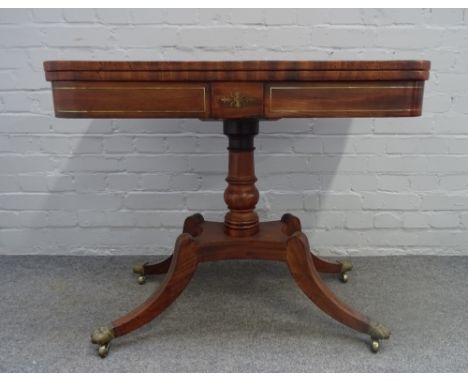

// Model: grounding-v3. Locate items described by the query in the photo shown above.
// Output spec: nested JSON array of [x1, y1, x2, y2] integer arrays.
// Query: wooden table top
[[44, 60, 430, 119]]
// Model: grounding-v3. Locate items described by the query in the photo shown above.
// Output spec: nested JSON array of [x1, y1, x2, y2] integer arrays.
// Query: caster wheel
[[339, 272, 349, 283], [371, 339, 380, 353], [98, 343, 110, 358], [138, 275, 146, 285]]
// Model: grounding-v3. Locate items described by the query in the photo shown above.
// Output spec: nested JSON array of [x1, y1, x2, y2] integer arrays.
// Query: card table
[[44, 60, 430, 357]]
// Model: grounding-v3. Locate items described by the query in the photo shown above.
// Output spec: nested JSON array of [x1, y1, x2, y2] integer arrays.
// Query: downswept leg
[[311, 252, 353, 283], [286, 231, 390, 353], [91, 233, 199, 357], [281, 213, 352, 282], [133, 257, 173, 284], [132, 214, 205, 284]]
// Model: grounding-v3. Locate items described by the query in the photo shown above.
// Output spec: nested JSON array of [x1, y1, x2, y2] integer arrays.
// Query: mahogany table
[[44, 60, 430, 358]]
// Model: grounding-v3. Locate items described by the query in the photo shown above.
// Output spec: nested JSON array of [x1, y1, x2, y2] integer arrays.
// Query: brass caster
[[367, 321, 390, 354], [371, 339, 380, 353], [133, 264, 146, 285], [91, 326, 114, 359], [339, 272, 349, 283], [137, 275, 146, 285], [338, 260, 352, 283], [98, 343, 110, 358]]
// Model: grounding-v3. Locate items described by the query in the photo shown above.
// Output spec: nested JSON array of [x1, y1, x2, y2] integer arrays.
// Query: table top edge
[[43, 60, 431, 72]]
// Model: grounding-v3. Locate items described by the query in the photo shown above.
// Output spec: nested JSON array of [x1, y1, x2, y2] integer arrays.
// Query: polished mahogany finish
[[44, 60, 430, 357], [223, 120, 260, 237], [44, 60, 429, 119], [50, 81, 210, 119], [265, 80, 425, 118], [113, 213, 372, 339], [44, 60, 430, 72]]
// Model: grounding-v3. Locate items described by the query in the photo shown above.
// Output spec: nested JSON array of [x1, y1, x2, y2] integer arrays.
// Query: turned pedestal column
[[223, 119, 260, 237]]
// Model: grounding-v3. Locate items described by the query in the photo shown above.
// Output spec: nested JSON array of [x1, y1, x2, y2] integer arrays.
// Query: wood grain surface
[[45, 60, 429, 119]]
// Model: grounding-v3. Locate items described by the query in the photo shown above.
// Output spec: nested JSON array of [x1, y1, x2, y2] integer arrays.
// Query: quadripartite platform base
[[91, 213, 390, 358]]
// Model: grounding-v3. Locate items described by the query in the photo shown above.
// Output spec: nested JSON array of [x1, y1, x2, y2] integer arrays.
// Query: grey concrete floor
[[0, 255, 467, 372]]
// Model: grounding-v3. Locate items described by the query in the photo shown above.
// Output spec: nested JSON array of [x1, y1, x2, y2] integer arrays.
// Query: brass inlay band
[[270, 85, 422, 90], [54, 86, 206, 90], [55, 86, 207, 113], [268, 108, 414, 113], [57, 110, 205, 113], [269, 85, 419, 113]]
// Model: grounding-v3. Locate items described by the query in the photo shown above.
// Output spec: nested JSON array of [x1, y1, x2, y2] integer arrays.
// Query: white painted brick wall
[[1, 8, 467, 257]]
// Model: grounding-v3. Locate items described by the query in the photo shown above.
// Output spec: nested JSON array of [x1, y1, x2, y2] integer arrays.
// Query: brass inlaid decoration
[[55, 86, 207, 114], [219, 92, 258, 108], [268, 84, 421, 113], [56, 110, 206, 114]]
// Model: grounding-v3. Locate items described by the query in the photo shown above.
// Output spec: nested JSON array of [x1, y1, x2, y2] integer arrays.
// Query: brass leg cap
[[91, 326, 115, 345], [132, 264, 145, 275], [368, 321, 391, 340], [338, 260, 353, 273]]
